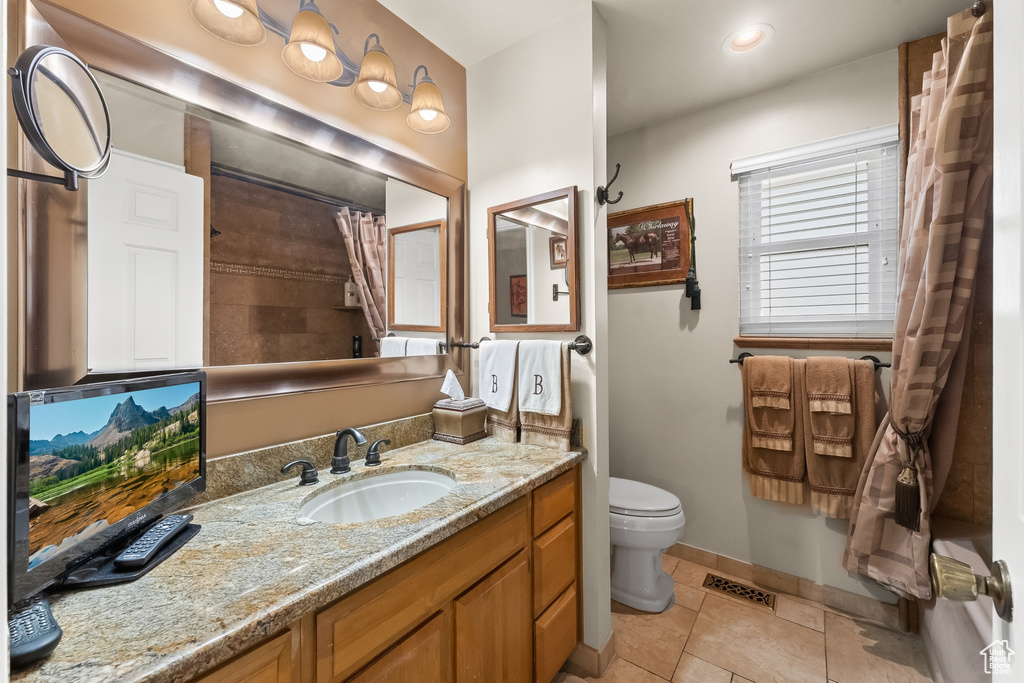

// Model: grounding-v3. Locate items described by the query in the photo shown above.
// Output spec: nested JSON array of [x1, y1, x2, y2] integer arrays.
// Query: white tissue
[[440, 369, 465, 401]]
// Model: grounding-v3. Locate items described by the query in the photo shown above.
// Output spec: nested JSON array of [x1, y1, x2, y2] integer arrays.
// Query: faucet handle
[[281, 460, 319, 486], [365, 438, 391, 467]]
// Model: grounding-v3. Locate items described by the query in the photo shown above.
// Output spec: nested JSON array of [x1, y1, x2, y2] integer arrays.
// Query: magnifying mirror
[[7, 45, 111, 191]]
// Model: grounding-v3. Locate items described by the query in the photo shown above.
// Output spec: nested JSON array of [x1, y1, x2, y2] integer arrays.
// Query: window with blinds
[[732, 126, 898, 338]]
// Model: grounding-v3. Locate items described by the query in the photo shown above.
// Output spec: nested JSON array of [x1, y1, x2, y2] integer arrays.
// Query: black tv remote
[[9, 595, 62, 669], [113, 514, 193, 569]]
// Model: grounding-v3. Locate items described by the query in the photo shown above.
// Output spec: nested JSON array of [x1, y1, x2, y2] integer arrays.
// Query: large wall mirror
[[15, 1, 466, 400], [488, 187, 578, 332]]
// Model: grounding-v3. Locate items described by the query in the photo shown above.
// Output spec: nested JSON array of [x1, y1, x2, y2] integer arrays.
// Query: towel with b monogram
[[519, 341, 572, 451], [479, 340, 520, 442], [517, 340, 562, 415]]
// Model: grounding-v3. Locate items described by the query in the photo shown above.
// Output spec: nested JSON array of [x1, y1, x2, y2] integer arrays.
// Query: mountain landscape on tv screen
[[27, 389, 201, 565]]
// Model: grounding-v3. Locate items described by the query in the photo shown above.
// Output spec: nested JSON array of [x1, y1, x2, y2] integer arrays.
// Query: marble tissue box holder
[[432, 398, 486, 445]]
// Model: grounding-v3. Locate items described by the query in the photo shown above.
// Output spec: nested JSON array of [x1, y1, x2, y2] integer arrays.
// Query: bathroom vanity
[[11, 432, 585, 683]]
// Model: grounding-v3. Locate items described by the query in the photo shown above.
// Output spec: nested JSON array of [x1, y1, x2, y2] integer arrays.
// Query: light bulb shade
[[189, 0, 266, 46], [353, 47, 403, 110], [282, 9, 343, 82], [407, 79, 450, 133]]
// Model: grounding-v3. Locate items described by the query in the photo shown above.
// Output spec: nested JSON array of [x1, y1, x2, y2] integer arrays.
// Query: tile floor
[[572, 554, 933, 683]]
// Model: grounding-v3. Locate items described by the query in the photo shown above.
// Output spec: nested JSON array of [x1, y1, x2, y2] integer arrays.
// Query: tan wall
[[209, 175, 374, 365], [39, 0, 467, 181]]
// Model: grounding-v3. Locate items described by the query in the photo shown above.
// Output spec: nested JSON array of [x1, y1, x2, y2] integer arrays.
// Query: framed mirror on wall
[[13, 1, 467, 402], [488, 186, 579, 332]]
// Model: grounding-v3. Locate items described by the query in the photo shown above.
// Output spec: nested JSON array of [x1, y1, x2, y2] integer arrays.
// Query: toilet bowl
[[609, 477, 686, 613]]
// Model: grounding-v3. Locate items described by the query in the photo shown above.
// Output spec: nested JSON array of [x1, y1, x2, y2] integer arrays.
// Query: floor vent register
[[701, 573, 777, 611]]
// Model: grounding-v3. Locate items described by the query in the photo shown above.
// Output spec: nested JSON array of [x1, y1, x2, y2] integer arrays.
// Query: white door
[[992, 0, 1023, 669], [392, 227, 441, 327], [87, 149, 204, 372]]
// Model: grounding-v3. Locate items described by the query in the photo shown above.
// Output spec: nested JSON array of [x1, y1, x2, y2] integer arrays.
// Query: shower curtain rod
[[729, 352, 890, 370]]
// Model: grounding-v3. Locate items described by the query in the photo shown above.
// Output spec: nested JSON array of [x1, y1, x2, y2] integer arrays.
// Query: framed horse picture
[[607, 199, 693, 289]]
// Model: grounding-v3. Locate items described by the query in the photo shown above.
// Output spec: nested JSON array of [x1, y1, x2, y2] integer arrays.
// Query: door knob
[[930, 553, 1013, 622]]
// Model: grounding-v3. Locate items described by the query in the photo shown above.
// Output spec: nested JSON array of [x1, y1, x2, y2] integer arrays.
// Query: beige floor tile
[[671, 557, 715, 589], [662, 553, 680, 575], [672, 653, 731, 683], [776, 594, 825, 632], [684, 594, 826, 683], [824, 612, 932, 683], [732, 677, 754, 683], [612, 601, 698, 679], [585, 656, 669, 682], [672, 580, 706, 612]]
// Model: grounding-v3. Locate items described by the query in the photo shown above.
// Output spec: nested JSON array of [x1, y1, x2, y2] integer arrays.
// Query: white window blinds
[[732, 125, 898, 338]]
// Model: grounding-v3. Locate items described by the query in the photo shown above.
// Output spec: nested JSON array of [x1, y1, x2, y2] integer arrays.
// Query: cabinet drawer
[[533, 514, 575, 617], [195, 626, 299, 683], [534, 584, 578, 683], [532, 470, 575, 536], [347, 611, 449, 683], [317, 497, 529, 682]]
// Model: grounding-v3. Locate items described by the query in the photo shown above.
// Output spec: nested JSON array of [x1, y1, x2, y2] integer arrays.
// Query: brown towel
[[520, 343, 572, 451], [806, 355, 853, 415], [486, 356, 519, 443], [803, 359, 877, 518], [746, 355, 796, 451], [749, 354, 792, 410], [742, 357, 807, 504], [806, 356, 854, 457]]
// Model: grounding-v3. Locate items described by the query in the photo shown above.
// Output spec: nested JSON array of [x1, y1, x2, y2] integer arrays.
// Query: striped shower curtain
[[842, 5, 994, 600], [336, 207, 387, 344]]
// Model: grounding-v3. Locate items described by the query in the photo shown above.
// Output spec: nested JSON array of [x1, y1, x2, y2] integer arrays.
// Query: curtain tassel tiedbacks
[[890, 417, 924, 532]]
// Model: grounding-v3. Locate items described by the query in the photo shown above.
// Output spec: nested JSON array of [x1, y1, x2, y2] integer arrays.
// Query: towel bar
[[729, 352, 890, 370], [373, 333, 447, 351], [449, 334, 594, 356]]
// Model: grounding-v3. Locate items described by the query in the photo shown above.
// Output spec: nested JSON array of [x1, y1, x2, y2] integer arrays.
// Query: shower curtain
[[336, 207, 387, 344], [842, 5, 993, 600]]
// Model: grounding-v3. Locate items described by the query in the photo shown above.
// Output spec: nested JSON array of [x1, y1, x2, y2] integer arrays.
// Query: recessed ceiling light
[[723, 24, 774, 54]]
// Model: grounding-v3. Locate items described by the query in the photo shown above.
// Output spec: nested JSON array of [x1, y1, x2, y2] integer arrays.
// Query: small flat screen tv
[[7, 371, 206, 605]]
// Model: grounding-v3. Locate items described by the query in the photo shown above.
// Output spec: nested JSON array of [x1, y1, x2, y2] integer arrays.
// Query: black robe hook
[[598, 163, 623, 206]]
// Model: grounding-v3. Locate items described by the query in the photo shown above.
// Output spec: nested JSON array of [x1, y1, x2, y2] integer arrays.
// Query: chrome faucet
[[331, 427, 367, 474]]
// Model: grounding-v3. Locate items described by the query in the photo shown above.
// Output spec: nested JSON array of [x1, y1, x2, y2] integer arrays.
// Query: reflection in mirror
[[388, 221, 446, 330], [86, 72, 449, 371], [34, 52, 108, 171], [489, 187, 578, 332]]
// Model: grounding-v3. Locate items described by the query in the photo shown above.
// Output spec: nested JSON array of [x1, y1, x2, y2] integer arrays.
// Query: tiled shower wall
[[933, 230, 992, 526], [209, 175, 374, 365]]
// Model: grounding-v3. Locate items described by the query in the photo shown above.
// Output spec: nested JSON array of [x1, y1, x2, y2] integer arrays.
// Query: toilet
[[609, 477, 686, 612]]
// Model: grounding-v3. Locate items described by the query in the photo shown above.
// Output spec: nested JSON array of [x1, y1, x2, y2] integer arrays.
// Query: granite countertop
[[14, 437, 586, 683]]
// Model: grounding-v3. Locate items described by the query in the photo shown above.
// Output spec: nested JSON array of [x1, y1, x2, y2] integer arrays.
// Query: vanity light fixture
[[188, 0, 450, 132], [189, 0, 267, 47], [281, 0, 343, 82], [407, 66, 450, 134], [722, 24, 774, 54], [353, 34, 403, 110]]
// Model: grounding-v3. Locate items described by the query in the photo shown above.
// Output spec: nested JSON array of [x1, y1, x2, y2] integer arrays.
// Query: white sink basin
[[299, 469, 457, 524]]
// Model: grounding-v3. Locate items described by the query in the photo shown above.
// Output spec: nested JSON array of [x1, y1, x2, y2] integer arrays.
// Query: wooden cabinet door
[[195, 626, 300, 683], [347, 611, 450, 683], [454, 550, 531, 683]]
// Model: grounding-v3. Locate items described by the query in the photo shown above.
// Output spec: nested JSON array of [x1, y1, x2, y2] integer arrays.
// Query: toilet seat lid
[[609, 477, 682, 517]]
